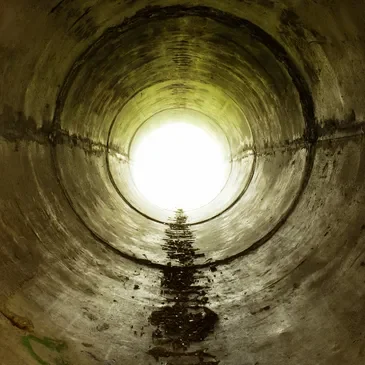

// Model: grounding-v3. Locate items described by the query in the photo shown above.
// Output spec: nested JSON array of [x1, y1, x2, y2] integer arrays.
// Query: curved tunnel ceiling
[[1, 1, 365, 365]]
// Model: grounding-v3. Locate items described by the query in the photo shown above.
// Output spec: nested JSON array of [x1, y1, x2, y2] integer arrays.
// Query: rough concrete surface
[[0, 0, 365, 364]]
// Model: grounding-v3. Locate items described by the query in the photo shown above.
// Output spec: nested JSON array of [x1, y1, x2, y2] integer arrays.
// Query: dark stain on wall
[[0, 104, 50, 145], [0, 307, 34, 332], [49, 0, 68, 14]]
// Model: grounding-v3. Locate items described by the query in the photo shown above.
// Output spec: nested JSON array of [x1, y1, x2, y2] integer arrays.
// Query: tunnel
[[1, 0, 365, 364]]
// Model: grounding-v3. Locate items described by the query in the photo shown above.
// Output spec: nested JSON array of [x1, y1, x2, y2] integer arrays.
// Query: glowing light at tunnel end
[[130, 120, 230, 211]]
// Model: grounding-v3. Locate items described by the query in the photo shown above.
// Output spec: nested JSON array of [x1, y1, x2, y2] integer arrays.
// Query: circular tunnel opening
[[51, 5, 315, 263], [129, 108, 231, 212]]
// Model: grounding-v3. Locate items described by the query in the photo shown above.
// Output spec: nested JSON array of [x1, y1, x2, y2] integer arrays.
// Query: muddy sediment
[[148, 209, 219, 363]]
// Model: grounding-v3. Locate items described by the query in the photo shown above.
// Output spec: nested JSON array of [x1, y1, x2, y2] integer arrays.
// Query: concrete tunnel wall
[[0, 0, 365, 364]]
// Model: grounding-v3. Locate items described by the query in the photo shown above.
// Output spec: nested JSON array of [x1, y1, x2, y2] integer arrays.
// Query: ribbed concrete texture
[[1, 1, 365, 364]]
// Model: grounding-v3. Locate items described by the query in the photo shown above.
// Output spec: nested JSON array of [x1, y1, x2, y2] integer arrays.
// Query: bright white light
[[130, 121, 229, 211]]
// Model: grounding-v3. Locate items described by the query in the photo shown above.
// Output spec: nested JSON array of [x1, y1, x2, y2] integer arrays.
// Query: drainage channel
[[148, 209, 220, 364]]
